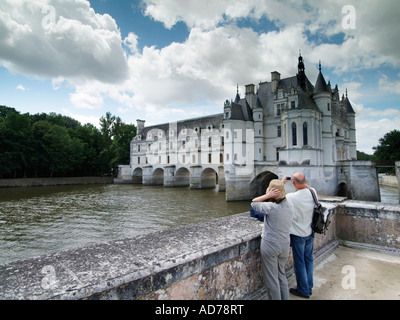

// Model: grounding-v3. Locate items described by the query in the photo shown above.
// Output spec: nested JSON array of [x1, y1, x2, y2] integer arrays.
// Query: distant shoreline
[[378, 174, 398, 188], [0, 177, 114, 188]]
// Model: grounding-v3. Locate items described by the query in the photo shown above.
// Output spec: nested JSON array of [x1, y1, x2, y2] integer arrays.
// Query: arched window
[[303, 122, 308, 146], [292, 122, 297, 146]]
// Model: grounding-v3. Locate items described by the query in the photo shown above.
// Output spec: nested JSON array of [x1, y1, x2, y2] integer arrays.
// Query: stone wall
[[1, 200, 399, 300], [0, 177, 113, 188], [0, 207, 337, 300], [336, 201, 400, 253]]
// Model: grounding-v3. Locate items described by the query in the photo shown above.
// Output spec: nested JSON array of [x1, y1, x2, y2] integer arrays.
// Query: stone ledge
[[0, 213, 262, 300]]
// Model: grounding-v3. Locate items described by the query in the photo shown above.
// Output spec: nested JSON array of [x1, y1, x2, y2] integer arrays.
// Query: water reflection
[[0, 184, 250, 265]]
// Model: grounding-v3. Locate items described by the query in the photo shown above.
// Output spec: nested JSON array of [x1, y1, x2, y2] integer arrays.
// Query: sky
[[1, 0, 400, 154]]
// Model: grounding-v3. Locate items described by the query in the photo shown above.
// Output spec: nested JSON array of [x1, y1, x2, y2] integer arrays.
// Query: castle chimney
[[136, 119, 145, 136], [271, 71, 281, 93]]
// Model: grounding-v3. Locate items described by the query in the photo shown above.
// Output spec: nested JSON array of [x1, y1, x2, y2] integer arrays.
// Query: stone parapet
[[2, 200, 398, 300], [0, 207, 337, 300]]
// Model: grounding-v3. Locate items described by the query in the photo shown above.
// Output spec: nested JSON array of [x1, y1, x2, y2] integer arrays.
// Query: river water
[[0, 184, 250, 266], [0, 184, 398, 266]]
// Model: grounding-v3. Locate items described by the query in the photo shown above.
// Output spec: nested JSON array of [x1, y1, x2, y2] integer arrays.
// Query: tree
[[99, 112, 136, 175], [373, 129, 400, 174], [373, 130, 400, 163], [0, 106, 136, 178], [356, 150, 375, 161]]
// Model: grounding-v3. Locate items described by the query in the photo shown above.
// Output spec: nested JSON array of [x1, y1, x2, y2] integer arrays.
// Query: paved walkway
[[287, 245, 400, 300]]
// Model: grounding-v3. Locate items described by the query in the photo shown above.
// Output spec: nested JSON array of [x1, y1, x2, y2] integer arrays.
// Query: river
[[0, 184, 250, 266], [0, 184, 398, 266]]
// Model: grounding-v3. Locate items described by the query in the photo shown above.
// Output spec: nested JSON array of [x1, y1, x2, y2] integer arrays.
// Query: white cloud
[[2, 0, 400, 155], [70, 86, 104, 110], [379, 74, 400, 95], [61, 108, 100, 127], [0, 0, 129, 83], [16, 84, 27, 91]]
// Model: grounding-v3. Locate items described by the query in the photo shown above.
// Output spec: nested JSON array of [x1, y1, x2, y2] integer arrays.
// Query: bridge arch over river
[[129, 164, 226, 191]]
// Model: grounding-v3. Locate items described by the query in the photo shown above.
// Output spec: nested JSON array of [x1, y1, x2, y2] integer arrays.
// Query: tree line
[[0, 105, 136, 179], [357, 129, 400, 173]]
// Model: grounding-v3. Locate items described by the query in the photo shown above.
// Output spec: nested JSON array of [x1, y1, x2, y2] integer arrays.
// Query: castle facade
[[118, 55, 379, 201]]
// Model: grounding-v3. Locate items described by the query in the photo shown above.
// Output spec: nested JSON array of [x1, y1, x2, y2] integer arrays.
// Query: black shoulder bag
[[309, 189, 329, 234]]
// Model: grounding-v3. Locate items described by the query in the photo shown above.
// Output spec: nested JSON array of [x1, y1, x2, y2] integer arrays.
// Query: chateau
[[117, 55, 379, 202]]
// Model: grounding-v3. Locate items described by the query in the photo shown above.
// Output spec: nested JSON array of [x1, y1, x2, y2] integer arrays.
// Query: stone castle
[[117, 55, 380, 201]]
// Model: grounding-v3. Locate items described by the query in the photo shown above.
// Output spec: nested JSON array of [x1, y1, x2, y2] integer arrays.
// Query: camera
[[287, 176, 292, 180]]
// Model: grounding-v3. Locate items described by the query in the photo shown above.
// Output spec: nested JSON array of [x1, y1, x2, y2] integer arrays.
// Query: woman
[[251, 179, 294, 300]]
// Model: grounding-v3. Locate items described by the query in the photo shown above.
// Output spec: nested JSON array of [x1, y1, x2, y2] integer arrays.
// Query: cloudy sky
[[1, 0, 400, 154]]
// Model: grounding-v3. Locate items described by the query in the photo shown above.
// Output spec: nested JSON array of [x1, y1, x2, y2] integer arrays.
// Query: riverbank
[[0, 177, 114, 188], [379, 174, 398, 188]]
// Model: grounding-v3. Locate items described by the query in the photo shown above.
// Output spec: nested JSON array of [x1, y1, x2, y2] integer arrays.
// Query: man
[[282, 173, 315, 299]]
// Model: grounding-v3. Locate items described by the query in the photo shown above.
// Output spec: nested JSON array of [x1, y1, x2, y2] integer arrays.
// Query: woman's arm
[[252, 188, 281, 202]]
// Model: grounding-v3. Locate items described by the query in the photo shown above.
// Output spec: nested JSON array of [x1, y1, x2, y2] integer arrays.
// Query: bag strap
[[309, 188, 319, 206]]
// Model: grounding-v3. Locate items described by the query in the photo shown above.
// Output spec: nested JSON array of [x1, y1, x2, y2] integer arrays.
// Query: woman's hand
[[266, 188, 281, 199], [252, 188, 281, 202]]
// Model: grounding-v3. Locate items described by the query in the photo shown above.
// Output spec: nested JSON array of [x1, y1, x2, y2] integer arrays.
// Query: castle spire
[[234, 84, 240, 103], [297, 53, 306, 89]]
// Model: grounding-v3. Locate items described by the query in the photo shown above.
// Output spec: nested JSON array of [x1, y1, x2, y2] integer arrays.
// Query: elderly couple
[[251, 173, 317, 300]]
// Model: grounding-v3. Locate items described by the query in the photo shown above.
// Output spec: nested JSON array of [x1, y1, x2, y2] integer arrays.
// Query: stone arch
[[201, 168, 218, 189], [175, 167, 190, 187], [152, 168, 164, 186], [132, 167, 143, 184], [335, 182, 348, 198], [250, 171, 279, 198]]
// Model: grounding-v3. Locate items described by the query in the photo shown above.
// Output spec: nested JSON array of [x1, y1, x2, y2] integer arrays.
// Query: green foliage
[[373, 129, 400, 174], [0, 105, 136, 178], [373, 130, 400, 163], [356, 150, 375, 161]]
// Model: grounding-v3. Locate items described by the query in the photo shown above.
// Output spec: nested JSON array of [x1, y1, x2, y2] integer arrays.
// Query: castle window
[[208, 137, 212, 147], [221, 136, 224, 146], [303, 122, 308, 146], [291, 101, 296, 109], [277, 103, 284, 116], [277, 126, 281, 137], [208, 154, 212, 163], [292, 122, 297, 146], [276, 148, 280, 161]]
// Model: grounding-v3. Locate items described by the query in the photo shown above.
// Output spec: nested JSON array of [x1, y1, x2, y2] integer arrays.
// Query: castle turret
[[313, 61, 334, 165], [345, 90, 357, 159]]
